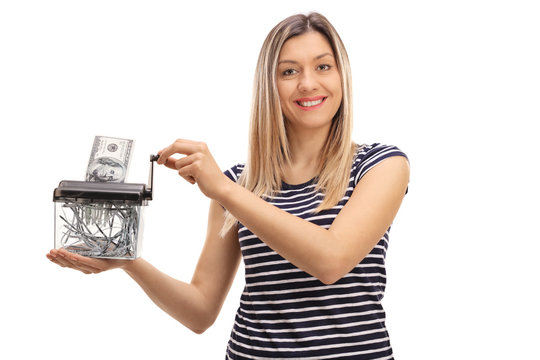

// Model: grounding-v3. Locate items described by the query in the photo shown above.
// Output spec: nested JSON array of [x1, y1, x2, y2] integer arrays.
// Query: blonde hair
[[221, 12, 356, 236]]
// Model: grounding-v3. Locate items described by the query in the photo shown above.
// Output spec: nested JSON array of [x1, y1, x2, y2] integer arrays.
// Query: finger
[[157, 139, 195, 165], [63, 255, 104, 274], [49, 249, 78, 268], [49, 249, 63, 258], [180, 174, 196, 184], [173, 153, 199, 170], [158, 139, 206, 166], [61, 250, 111, 272], [47, 252, 70, 268], [49, 252, 91, 273], [163, 156, 180, 170], [56, 249, 107, 273], [178, 162, 199, 182], [47, 249, 60, 261], [156, 150, 174, 170], [70, 260, 102, 274], [68, 254, 110, 273], [160, 147, 203, 171]]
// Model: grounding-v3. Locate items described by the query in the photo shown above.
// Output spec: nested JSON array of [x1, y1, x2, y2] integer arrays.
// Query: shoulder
[[352, 143, 409, 185], [223, 163, 245, 183]]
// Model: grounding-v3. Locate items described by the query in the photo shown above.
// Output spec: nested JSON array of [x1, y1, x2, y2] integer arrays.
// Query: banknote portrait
[[86, 156, 127, 182]]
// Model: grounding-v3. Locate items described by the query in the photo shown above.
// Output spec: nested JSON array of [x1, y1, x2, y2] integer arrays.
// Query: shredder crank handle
[[145, 154, 159, 200]]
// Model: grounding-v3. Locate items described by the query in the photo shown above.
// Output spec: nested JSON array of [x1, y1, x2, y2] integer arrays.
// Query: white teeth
[[298, 98, 324, 107]]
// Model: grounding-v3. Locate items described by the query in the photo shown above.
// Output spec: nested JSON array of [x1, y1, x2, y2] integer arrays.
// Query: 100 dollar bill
[[86, 136, 133, 183]]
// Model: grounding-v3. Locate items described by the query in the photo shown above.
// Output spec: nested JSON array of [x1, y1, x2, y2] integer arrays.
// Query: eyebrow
[[278, 52, 334, 65]]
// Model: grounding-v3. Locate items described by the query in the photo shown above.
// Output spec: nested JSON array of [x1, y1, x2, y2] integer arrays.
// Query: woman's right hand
[[46, 249, 132, 274]]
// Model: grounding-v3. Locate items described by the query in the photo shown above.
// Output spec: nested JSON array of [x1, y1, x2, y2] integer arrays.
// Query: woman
[[47, 12, 410, 359]]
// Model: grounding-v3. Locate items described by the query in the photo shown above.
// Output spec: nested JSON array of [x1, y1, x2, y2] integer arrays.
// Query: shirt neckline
[[281, 177, 317, 190]]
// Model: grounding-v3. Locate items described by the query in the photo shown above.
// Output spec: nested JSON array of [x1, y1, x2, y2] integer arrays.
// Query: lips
[[294, 96, 327, 110]]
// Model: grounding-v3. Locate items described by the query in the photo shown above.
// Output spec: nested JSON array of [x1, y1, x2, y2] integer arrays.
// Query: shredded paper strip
[[58, 201, 140, 259]]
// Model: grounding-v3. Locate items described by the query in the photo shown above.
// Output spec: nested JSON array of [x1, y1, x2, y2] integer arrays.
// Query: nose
[[297, 69, 319, 92]]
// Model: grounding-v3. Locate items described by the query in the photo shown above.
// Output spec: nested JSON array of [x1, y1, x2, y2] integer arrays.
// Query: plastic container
[[53, 155, 156, 259]]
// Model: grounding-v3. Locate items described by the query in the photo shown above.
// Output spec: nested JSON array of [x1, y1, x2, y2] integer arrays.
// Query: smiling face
[[276, 31, 343, 134]]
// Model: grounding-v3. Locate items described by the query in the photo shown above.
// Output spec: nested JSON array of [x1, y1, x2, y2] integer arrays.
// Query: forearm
[[217, 181, 342, 283], [155, 140, 408, 285], [216, 157, 409, 284], [123, 258, 213, 334]]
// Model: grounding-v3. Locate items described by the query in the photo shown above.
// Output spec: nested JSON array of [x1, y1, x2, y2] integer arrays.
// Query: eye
[[317, 64, 331, 71], [282, 68, 297, 76]]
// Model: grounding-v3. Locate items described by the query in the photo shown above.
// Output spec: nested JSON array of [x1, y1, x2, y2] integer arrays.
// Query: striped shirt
[[223, 143, 408, 360]]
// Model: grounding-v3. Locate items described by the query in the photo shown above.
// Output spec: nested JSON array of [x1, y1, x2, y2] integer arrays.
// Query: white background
[[1, 0, 539, 359]]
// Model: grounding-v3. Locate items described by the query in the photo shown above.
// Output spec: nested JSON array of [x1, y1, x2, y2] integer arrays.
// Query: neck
[[282, 124, 330, 184], [287, 130, 326, 165]]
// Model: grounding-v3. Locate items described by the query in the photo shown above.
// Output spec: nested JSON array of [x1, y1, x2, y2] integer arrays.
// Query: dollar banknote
[[86, 136, 133, 183]]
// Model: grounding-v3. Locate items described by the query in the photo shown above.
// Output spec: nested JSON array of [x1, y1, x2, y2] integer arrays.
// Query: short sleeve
[[224, 164, 245, 183], [352, 143, 409, 189]]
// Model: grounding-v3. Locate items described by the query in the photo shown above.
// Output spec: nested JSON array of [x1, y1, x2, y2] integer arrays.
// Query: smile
[[294, 96, 327, 111]]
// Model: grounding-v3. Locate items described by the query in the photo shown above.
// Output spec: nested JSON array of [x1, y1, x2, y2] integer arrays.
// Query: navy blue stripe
[[224, 143, 407, 359]]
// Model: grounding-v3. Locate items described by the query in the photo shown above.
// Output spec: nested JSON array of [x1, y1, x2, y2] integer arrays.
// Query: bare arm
[[123, 200, 241, 333], [217, 156, 409, 284], [158, 140, 410, 285], [47, 199, 241, 334]]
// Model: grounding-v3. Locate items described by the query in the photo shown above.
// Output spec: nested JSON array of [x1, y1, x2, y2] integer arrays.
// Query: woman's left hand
[[157, 139, 231, 200]]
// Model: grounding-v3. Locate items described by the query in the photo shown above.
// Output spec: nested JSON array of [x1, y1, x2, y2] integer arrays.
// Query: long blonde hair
[[221, 12, 356, 236]]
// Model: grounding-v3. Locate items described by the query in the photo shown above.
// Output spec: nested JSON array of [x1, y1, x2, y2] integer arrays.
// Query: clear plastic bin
[[53, 156, 156, 260]]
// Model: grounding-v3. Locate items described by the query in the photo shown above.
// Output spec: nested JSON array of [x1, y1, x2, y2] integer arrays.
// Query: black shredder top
[[53, 180, 151, 205]]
